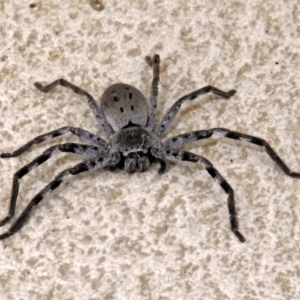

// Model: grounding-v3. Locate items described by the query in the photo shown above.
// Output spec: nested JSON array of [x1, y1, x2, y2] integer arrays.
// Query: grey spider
[[0, 54, 299, 243]]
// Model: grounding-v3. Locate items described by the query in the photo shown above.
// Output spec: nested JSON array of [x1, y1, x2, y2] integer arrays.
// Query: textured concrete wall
[[0, 1, 299, 299]]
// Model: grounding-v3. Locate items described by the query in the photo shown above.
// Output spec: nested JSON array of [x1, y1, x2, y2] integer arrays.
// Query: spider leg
[[157, 158, 167, 174], [154, 86, 236, 137], [153, 147, 245, 242], [1, 126, 109, 158], [0, 143, 106, 227], [34, 79, 114, 137], [163, 130, 213, 148], [146, 54, 160, 129], [0, 153, 120, 240], [163, 127, 300, 178]]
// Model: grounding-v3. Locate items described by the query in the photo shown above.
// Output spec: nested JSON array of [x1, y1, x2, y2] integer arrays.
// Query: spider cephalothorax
[[1, 54, 299, 242]]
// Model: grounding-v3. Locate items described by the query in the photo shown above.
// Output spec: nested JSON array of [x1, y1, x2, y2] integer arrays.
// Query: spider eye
[[120, 107, 124, 113], [129, 92, 133, 99], [113, 96, 119, 102]]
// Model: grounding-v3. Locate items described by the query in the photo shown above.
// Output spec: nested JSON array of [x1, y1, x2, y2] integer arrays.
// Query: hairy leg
[[0, 143, 106, 227], [0, 153, 120, 240], [146, 54, 160, 129], [34, 79, 114, 137], [155, 86, 235, 137], [153, 147, 245, 242], [1, 126, 109, 158], [163, 128, 300, 178]]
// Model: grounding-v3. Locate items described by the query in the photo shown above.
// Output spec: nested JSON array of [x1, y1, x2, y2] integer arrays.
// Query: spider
[[0, 54, 299, 243]]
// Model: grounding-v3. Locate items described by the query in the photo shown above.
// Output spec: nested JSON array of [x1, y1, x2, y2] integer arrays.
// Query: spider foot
[[145, 54, 159, 67], [0, 230, 12, 240], [234, 230, 246, 243], [34, 82, 48, 92], [225, 89, 236, 99], [1, 152, 13, 158]]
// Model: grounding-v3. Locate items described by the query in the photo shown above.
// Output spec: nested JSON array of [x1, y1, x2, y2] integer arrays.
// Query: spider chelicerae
[[1, 54, 299, 242]]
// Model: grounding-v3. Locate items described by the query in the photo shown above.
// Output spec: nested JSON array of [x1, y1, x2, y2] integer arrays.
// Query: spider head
[[124, 152, 150, 172], [111, 126, 157, 173]]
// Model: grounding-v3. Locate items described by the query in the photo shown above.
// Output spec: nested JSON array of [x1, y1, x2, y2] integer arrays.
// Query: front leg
[[34, 79, 114, 137], [154, 86, 236, 137], [146, 54, 160, 129]]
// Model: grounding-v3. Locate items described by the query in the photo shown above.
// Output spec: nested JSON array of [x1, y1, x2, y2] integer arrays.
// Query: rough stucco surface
[[0, 0, 300, 299]]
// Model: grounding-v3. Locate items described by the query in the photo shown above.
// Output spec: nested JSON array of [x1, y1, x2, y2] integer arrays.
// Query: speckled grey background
[[0, 1, 300, 299]]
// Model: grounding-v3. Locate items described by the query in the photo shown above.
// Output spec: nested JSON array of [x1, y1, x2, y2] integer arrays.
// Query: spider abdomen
[[101, 83, 148, 131]]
